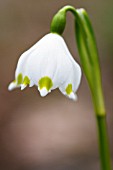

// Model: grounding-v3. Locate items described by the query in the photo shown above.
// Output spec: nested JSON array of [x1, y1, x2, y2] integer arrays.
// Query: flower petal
[[68, 92, 78, 101], [8, 81, 19, 91], [15, 53, 29, 78], [21, 84, 27, 90], [38, 87, 49, 97], [29, 80, 34, 87], [38, 76, 53, 97], [59, 84, 77, 101]]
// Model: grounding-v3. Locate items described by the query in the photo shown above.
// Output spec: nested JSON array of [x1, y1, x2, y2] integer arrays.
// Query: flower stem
[[74, 8, 112, 170], [96, 115, 111, 170], [51, 5, 112, 170]]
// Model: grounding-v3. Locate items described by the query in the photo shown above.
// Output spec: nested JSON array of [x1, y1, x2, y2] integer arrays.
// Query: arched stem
[[51, 5, 112, 170]]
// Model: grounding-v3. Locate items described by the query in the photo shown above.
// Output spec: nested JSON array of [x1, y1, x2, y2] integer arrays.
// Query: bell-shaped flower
[[8, 33, 81, 101]]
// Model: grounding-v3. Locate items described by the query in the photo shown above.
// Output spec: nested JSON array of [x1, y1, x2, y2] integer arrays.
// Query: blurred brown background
[[0, 0, 113, 170]]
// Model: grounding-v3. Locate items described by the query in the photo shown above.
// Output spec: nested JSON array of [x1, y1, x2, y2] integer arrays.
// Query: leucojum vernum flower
[[8, 5, 112, 170], [8, 33, 81, 101]]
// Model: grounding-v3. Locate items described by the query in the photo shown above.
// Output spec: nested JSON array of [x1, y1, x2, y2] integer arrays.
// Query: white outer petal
[[15, 53, 28, 78], [69, 92, 78, 101], [8, 82, 20, 91], [15, 52, 35, 87], [69, 62, 82, 93], [21, 84, 27, 90], [38, 87, 49, 97], [15, 40, 42, 78], [59, 63, 81, 100]]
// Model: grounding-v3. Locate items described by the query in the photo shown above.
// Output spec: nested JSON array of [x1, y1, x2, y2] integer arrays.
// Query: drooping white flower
[[8, 33, 81, 101]]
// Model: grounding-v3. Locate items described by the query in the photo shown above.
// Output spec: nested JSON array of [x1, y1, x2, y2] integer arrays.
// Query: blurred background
[[0, 0, 113, 169]]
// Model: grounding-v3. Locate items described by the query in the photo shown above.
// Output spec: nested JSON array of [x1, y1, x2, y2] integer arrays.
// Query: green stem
[[75, 8, 112, 170], [51, 5, 112, 170], [97, 116, 111, 170]]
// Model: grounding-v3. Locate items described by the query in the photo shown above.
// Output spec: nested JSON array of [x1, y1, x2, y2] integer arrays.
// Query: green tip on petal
[[20, 76, 30, 90], [66, 84, 73, 95], [17, 73, 23, 85], [13, 80, 16, 83], [38, 76, 53, 91], [23, 76, 30, 85], [65, 84, 77, 101]]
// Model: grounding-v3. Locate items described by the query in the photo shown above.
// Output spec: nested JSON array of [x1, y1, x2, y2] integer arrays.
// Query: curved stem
[[75, 9, 112, 169], [75, 8, 111, 169], [51, 5, 112, 170]]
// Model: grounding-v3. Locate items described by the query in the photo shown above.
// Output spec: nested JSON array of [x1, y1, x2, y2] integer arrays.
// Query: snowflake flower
[[8, 33, 81, 100]]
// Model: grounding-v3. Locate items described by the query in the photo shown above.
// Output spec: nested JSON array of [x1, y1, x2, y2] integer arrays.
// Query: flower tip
[[8, 82, 16, 91], [21, 84, 27, 90], [69, 92, 78, 101], [29, 80, 34, 88], [39, 87, 48, 97]]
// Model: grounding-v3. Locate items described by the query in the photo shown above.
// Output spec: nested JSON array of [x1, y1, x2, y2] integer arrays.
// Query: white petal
[[21, 84, 27, 90], [59, 87, 77, 101], [15, 53, 28, 78], [29, 80, 34, 87], [69, 92, 78, 101], [38, 87, 48, 97], [59, 61, 81, 99], [71, 62, 82, 93], [8, 82, 19, 91], [23, 33, 69, 86]]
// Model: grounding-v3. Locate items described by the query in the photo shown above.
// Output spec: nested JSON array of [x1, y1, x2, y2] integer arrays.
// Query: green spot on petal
[[23, 76, 30, 85], [17, 73, 23, 85], [38, 76, 53, 91], [13, 80, 16, 83], [66, 84, 73, 95]]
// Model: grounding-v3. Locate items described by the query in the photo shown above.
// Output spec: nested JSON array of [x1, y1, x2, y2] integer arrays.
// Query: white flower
[[8, 33, 81, 101]]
